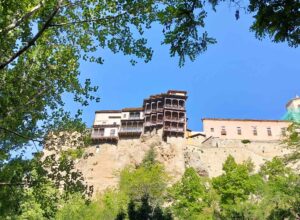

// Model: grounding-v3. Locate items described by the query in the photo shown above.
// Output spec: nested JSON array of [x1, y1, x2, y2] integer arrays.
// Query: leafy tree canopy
[[168, 167, 215, 219]]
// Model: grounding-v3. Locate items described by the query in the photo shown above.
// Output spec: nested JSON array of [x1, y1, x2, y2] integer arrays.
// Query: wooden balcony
[[91, 133, 119, 142], [119, 127, 143, 133], [119, 127, 143, 136], [157, 120, 164, 125], [144, 121, 155, 127], [163, 127, 185, 132], [165, 104, 185, 110], [164, 117, 185, 122], [145, 109, 152, 114]]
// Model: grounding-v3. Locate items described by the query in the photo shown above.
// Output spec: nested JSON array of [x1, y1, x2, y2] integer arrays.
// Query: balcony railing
[[164, 127, 185, 132], [165, 104, 185, 110], [127, 116, 141, 120], [164, 117, 185, 122], [144, 121, 155, 126], [145, 109, 151, 114], [119, 127, 143, 132], [91, 133, 118, 139], [157, 120, 163, 125]]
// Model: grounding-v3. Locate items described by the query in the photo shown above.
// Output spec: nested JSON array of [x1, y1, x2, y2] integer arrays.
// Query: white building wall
[[103, 127, 118, 137], [121, 111, 144, 120], [93, 112, 122, 126]]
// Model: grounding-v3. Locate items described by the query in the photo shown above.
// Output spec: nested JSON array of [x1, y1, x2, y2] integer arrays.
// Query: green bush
[[241, 139, 251, 144]]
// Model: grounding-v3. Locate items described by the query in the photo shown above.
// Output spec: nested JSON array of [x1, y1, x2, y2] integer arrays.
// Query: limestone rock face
[[44, 132, 294, 194], [75, 135, 187, 193]]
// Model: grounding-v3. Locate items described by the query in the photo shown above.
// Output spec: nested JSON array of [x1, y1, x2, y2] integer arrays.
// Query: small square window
[[237, 127, 242, 135], [253, 127, 257, 136], [281, 128, 287, 136], [221, 126, 226, 135], [210, 128, 214, 132], [110, 129, 116, 136], [267, 127, 272, 136]]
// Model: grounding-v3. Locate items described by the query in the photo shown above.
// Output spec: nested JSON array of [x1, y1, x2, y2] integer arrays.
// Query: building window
[[110, 129, 116, 136], [109, 116, 121, 119], [210, 128, 214, 132], [96, 128, 104, 136], [253, 127, 257, 136], [237, 127, 242, 135], [129, 112, 140, 119], [267, 127, 272, 136], [123, 114, 126, 118], [281, 128, 287, 136], [221, 126, 226, 135]]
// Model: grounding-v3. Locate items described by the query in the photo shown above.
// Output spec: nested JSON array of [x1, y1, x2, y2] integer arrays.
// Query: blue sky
[[67, 3, 300, 131]]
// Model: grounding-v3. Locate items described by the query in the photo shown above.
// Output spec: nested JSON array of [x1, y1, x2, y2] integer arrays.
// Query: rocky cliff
[[44, 131, 296, 194]]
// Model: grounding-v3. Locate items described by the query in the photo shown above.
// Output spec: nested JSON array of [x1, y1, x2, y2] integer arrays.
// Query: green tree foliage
[[283, 123, 300, 166], [56, 150, 171, 220], [259, 158, 300, 219], [18, 189, 45, 220], [142, 146, 157, 167], [55, 193, 104, 220], [213, 155, 257, 205], [286, 123, 300, 149], [14, 153, 297, 220], [249, 0, 300, 47], [126, 194, 172, 220], [168, 167, 214, 219], [0, 151, 91, 219], [209, 0, 299, 47], [212, 155, 263, 219], [119, 163, 169, 206], [0, 0, 216, 158]]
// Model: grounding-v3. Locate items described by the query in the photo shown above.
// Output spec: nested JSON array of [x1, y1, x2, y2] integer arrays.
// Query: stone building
[[201, 96, 300, 141], [91, 91, 299, 144], [143, 90, 187, 138], [91, 90, 187, 143], [202, 118, 290, 141]]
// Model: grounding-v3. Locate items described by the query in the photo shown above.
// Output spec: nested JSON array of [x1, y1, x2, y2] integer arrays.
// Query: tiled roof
[[167, 90, 187, 94], [202, 118, 290, 122], [95, 110, 122, 113], [122, 107, 143, 112]]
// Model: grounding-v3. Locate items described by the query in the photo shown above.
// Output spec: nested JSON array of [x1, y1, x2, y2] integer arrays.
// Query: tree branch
[[0, 125, 43, 144], [0, 1, 44, 34], [48, 13, 127, 27], [0, 3, 61, 70], [0, 182, 28, 186]]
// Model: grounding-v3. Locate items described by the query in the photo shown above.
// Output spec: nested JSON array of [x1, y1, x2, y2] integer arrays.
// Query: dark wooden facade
[[143, 90, 187, 137]]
